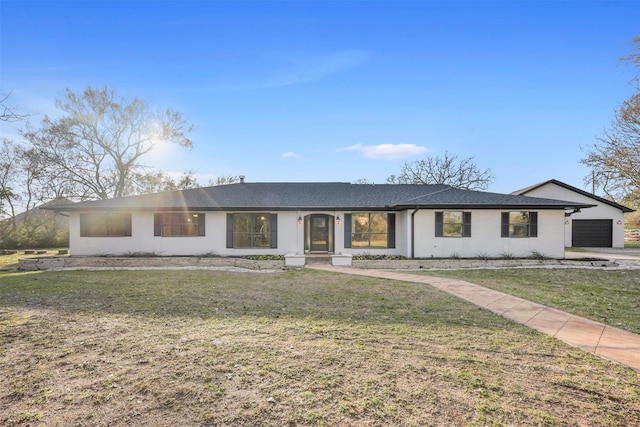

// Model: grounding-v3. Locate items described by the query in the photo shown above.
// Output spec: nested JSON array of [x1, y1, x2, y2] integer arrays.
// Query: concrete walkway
[[307, 264, 640, 372]]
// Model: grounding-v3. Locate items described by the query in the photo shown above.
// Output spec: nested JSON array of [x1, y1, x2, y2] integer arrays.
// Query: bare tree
[[211, 175, 240, 186], [129, 170, 201, 195], [24, 86, 194, 200], [0, 140, 20, 222], [582, 37, 640, 203], [353, 178, 375, 184], [0, 140, 45, 216], [0, 92, 28, 221], [0, 91, 27, 122], [622, 35, 640, 84], [387, 151, 493, 190], [0, 138, 51, 247]]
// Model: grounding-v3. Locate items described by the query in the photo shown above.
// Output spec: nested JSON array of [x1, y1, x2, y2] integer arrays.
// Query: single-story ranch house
[[49, 181, 593, 266], [513, 179, 634, 248]]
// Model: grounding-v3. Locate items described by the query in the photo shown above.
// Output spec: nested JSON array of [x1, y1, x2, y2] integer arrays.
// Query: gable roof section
[[512, 179, 634, 213], [390, 185, 593, 209], [1, 198, 71, 226], [47, 182, 592, 212]]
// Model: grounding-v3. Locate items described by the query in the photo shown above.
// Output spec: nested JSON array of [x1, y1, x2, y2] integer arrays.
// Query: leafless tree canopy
[[352, 178, 374, 184], [387, 151, 493, 190], [211, 175, 240, 186], [622, 35, 640, 84], [581, 37, 640, 203], [24, 86, 194, 200], [0, 138, 54, 247], [0, 87, 250, 247], [0, 91, 28, 122]]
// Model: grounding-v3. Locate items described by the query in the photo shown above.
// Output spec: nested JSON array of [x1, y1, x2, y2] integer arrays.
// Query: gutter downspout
[[411, 208, 419, 259]]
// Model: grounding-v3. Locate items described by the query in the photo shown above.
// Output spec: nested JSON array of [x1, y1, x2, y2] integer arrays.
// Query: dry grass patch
[[1, 269, 639, 426]]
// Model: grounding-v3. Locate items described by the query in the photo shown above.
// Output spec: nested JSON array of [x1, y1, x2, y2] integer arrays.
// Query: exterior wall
[[521, 183, 626, 248], [412, 209, 566, 259], [70, 211, 302, 256], [68, 208, 566, 259]]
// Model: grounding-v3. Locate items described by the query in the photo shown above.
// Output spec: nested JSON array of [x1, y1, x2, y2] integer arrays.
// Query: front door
[[310, 214, 329, 252]]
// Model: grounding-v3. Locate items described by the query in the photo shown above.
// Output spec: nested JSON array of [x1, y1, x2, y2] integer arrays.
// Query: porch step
[[305, 254, 332, 265]]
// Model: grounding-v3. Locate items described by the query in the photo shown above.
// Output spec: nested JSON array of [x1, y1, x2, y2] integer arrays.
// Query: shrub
[[530, 251, 547, 260], [243, 255, 285, 261], [500, 252, 516, 260]]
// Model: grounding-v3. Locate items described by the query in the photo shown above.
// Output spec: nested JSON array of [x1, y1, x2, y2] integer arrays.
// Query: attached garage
[[512, 179, 634, 248], [572, 219, 612, 247]]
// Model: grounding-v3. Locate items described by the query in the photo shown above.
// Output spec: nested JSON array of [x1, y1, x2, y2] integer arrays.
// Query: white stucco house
[[513, 179, 634, 248], [48, 181, 592, 265]]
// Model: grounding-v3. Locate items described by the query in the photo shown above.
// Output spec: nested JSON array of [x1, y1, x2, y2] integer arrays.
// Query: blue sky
[[1, 1, 638, 194]]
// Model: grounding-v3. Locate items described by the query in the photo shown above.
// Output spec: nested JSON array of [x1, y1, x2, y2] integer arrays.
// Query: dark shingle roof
[[512, 179, 634, 213], [48, 182, 592, 211]]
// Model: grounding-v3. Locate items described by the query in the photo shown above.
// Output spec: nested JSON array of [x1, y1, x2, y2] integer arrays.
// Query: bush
[[351, 255, 406, 261], [243, 255, 285, 261]]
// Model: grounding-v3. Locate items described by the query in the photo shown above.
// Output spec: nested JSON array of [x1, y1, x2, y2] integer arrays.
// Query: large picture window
[[501, 211, 538, 238], [344, 213, 395, 249], [80, 213, 132, 237], [154, 213, 205, 237], [435, 211, 471, 237], [226, 213, 278, 248]]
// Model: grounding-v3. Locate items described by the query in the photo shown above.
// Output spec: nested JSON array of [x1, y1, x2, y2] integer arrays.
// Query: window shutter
[[124, 214, 132, 236], [80, 214, 88, 237], [270, 214, 278, 248], [435, 212, 443, 237], [226, 214, 234, 248], [344, 213, 352, 248], [198, 213, 206, 236], [463, 212, 472, 237], [154, 213, 162, 236], [530, 212, 538, 237], [501, 212, 509, 237], [387, 213, 396, 248]]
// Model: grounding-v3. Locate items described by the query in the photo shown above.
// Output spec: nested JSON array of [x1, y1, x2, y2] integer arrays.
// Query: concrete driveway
[[565, 248, 640, 262]]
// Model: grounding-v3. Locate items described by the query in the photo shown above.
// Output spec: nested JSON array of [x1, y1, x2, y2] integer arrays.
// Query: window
[[501, 211, 538, 237], [344, 213, 395, 249], [154, 213, 205, 237], [435, 211, 471, 237], [80, 213, 132, 237], [226, 213, 278, 248]]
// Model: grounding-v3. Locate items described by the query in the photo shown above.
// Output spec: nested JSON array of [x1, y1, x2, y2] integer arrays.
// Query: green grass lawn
[[418, 268, 640, 334], [1, 269, 639, 426]]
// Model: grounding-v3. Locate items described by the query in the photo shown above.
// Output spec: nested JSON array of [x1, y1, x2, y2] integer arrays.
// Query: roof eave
[[513, 179, 635, 213], [392, 203, 595, 210], [49, 205, 405, 212]]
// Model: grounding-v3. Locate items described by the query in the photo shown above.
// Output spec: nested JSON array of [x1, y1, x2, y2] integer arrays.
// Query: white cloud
[[340, 143, 429, 159], [281, 151, 298, 159]]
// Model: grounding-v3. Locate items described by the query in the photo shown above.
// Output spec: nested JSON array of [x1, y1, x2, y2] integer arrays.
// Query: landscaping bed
[[351, 257, 616, 269], [17, 254, 617, 271], [18, 255, 286, 271]]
